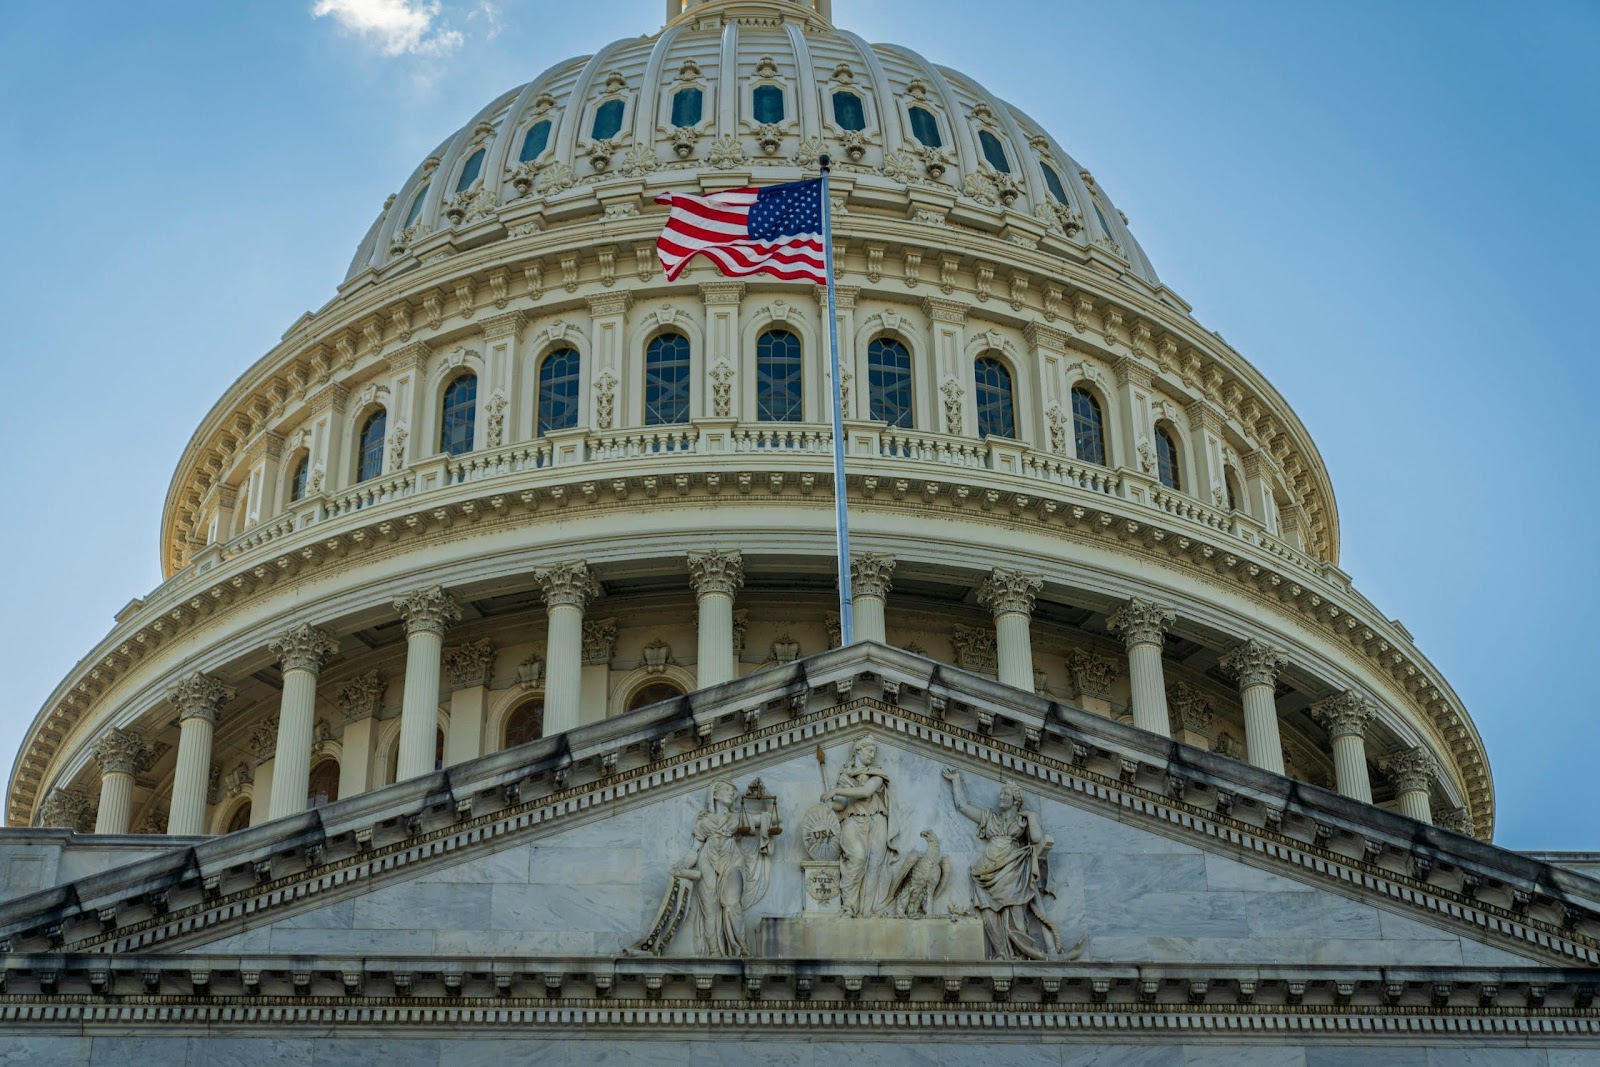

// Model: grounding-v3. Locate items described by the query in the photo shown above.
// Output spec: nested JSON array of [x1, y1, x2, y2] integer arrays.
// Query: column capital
[[535, 561, 600, 610], [978, 568, 1043, 618], [1437, 806, 1475, 837], [169, 671, 236, 725], [36, 788, 93, 832], [269, 622, 339, 674], [1067, 648, 1120, 700], [698, 280, 746, 306], [921, 296, 969, 325], [480, 309, 527, 340], [1313, 691, 1375, 740], [850, 553, 896, 598], [1381, 746, 1437, 794], [1219, 639, 1290, 690], [91, 728, 151, 778], [687, 550, 745, 598], [585, 291, 633, 317], [445, 638, 497, 690], [393, 586, 462, 638], [1106, 597, 1176, 648], [334, 670, 387, 723]]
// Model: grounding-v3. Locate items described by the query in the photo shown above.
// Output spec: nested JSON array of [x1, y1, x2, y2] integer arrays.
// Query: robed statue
[[821, 737, 900, 917], [942, 768, 1065, 959]]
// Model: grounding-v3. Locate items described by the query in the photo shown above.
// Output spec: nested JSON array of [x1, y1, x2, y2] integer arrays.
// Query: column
[[1107, 597, 1177, 737], [535, 562, 600, 736], [333, 670, 386, 800], [1219, 639, 1290, 774], [1112, 357, 1153, 477], [444, 639, 496, 766], [267, 623, 339, 819], [393, 586, 462, 781], [91, 728, 150, 835], [698, 282, 745, 419], [586, 293, 632, 431], [167, 672, 236, 836], [479, 310, 526, 447], [922, 298, 969, 435], [1186, 400, 1227, 510], [387, 341, 432, 467], [688, 550, 744, 686], [978, 569, 1043, 692], [1314, 692, 1375, 804], [1067, 649, 1120, 717], [1382, 747, 1437, 825], [850, 554, 896, 644]]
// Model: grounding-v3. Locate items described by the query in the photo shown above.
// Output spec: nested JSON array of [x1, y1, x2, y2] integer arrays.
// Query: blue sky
[[0, 1, 1594, 848]]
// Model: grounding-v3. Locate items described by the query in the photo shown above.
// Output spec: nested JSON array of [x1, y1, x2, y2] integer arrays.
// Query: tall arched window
[[867, 337, 913, 428], [225, 802, 252, 833], [1154, 426, 1182, 491], [1070, 386, 1106, 465], [627, 681, 684, 712], [832, 91, 865, 132], [645, 333, 691, 425], [440, 373, 477, 456], [307, 759, 339, 809], [671, 87, 703, 128], [357, 409, 387, 482], [455, 148, 485, 192], [974, 356, 1015, 439], [289, 454, 310, 502], [537, 349, 581, 435], [1224, 466, 1244, 513], [756, 329, 803, 422], [752, 85, 785, 124], [978, 130, 1011, 173], [592, 99, 625, 141], [504, 700, 544, 749], [1041, 162, 1070, 205], [403, 183, 429, 227], [519, 120, 551, 162], [908, 106, 942, 148]]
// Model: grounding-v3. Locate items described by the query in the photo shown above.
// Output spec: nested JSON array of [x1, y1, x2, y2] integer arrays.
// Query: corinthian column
[[1107, 597, 1177, 737], [535, 562, 600, 736], [1382, 747, 1437, 825], [1219, 639, 1290, 774], [267, 623, 338, 819], [850, 554, 896, 644], [1314, 692, 1375, 804], [978, 569, 1043, 691], [167, 672, 236, 836], [91, 729, 150, 834], [393, 587, 462, 782], [687, 550, 744, 687]]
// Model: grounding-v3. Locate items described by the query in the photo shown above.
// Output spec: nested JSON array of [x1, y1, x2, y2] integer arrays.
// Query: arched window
[[537, 349, 581, 435], [289, 454, 310, 502], [756, 329, 803, 422], [867, 337, 913, 428], [671, 87, 703, 128], [753, 85, 785, 124], [403, 183, 429, 227], [1041, 162, 1070, 204], [439, 373, 477, 456], [645, 333, 691, 425], [519, 120, 552, 162], [832, 91, 865, 132], [1224, 466, 1244, 513], [1154, 426, 1182, 491], [978, 130, 1011, 173], [225, 802, 252, 833], [455, 148, 485, 192], [357, 409, 387, 483], [307, 759, 339, 809], [592, 99, 625, 141], [908, 106, 942, 148], [974, 356, 1015, 439], [504, 700, 544, 748], [1070, 386, 1106, 466], [627, 681, 684, 712], [387, 728, 445, 783]]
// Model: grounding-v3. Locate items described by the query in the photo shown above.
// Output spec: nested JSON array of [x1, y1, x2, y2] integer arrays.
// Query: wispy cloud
[[311, 0, 465, 57], [469, 1, 503, 43]]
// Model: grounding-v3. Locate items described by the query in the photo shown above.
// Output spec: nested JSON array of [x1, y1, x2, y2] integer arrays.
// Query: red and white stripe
[[655, 189, 826, 284]]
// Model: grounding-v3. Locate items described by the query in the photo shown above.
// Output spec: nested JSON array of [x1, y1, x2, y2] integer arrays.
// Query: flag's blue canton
[[748, 178, 824, 241]]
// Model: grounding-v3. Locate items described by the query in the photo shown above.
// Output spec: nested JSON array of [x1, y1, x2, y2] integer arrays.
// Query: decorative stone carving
[[222, 761, 253, 799], [629, 778, 780, 957], [1314, 692, 1375, 740], [1382, 747, 1437, 794], [170, 672, 236, 725], [515, 653, 545, 691], [687, 550, 745, 597], [670, 125, 698, 159], [940, 377, 964, 434], [952, 624, 998, 674], [441, 185, 497, 226], [393, 587, 462, 638], [594, 369, 617, 431], [91, 729, 150, 778], [943, 770, 1067, 960], [709, 360, 734, 416], [1045, 404, 1067, 454], [1166, 682, 1215, 738], [889, 830, 950, 918], [731, 610, 749, 659], [1067, 649, 1119, 700], [850, 553, 896, 598], [485, 392, 507, 448], [825, 613, 842, 649], [246, 722, 279, 763], [269, 623, 338, 675], [37, 789, 92, 832], [444, 638, 496, 690], [582, 618, 618, 666], [616, 143, 657, 178], [1219, 639, 1289, 689], [534, 562, 600, 610], [537, 160, 574, 194], [770, 635, 800, 664], [334, 670, 385, 722], [1438, 806, 1476, 837], [139, 810, 168, 835], [821, 737, 899, 917], [978, 569, 1042, 617], [708, 134, 747, 170], [640, 639, 672, 675], [1106, 597, 1175, 649], [388, 423, 408, 470]]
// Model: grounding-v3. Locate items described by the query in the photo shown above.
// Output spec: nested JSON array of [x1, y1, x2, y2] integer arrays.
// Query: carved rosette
[[850, 553, 897, 599], [393, 587, 462, 639], [1166, 682, 1215, 737], [334, 670, 386, 723], [1381, 747, 1437, 795], [169, 671, 236, 726], [91, 728, 151, 778], [269, 623, 339, 675], [1219, 639, 1289, 690], [687, 550, 745, 599], [977, 569, 1043, 618], [534, 562, 601, 611], [1067, 649, 1120, 700], [1314, 692, 1375, 741], [444, 638, 496, 690], [37, 788, 93, 832], [583, 618, 619, 666], [1106, 597, 1176, 649]]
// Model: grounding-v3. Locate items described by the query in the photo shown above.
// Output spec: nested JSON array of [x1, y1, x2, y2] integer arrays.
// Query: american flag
[[655, 178, 827, 285]]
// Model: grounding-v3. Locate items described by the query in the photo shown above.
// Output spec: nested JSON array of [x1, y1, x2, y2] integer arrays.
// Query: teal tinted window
[[403, 183, 428, 227], [671, 87, 703, 128], [357, 410, 387, 482], [756, 330, 802, 422], [978, 130, 1011, 173], [439, 373, 477, 456], [908, 106, 942, 148], [1070, 387, 1105, 466], [645, 333, 692, 425], [753, 85, 785, 124], [833, 91, 866, 132], [592, 99, 625, 141], [867, 337, 913, 428], [519, 121, 551, 162], [455, 149, 484, 192], [289, 455, 309, 502], [974, 356, 1014, 439], [1155, 427, 1182, 490], [538, 349, 581, 435], [1041, 163, 1070, 204]]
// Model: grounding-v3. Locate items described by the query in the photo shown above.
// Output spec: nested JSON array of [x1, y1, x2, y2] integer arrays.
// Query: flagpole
[[819, 155, 854, 646]]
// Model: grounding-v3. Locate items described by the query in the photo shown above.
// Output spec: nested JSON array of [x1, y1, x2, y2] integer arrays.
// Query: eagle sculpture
[[890, 829, 951, 918]]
